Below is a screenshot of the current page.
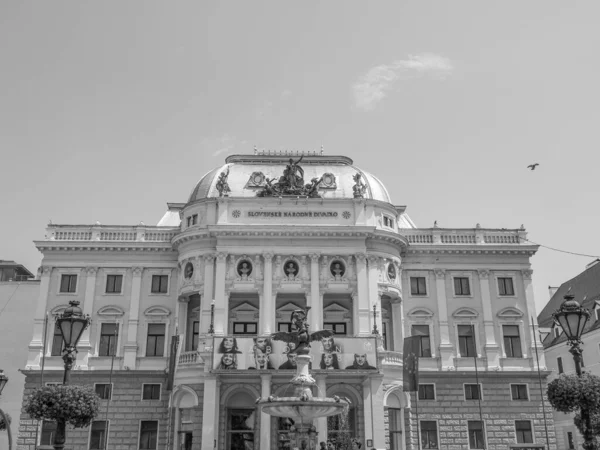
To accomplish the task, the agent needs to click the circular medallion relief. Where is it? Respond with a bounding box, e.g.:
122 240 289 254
237 260 253 278
283 260 300 279
232 210 241 218
387 263 396 281
330 260 346 278
253 173 264 185
321 173 335 187
184 262 194 279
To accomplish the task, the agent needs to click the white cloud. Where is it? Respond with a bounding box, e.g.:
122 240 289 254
353 53 453 111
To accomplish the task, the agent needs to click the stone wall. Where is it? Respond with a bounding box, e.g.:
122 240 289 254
403 372 557 450
17 370 171 450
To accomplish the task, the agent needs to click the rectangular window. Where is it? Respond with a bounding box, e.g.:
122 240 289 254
568 431 575 449
515 420 533 443
142 384 161 400
324 322 347 335
146 324 166 357
420 421 438 449
388 408 403 450
410 277 427 295
454 277 471 295
468 421 485 449
498 277 515 296
99 323 118 357
186 217 191 227
278 322 293 333
503 325 523 358
151 275 168 294
95 384 112 400
383 216 394 228
557 356 564 374
40 420 57 445
418 384 435 400
511 384 528 400
233 322 258 335
458 325 476 357
139 421 158 450
191 321 199 351
105 274 123 293
89 420 108 449
412 325 432 357
192 214 198 225
59 274 77 293
464 384 482 400
51 326 64 356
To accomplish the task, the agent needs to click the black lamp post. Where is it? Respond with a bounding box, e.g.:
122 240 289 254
372 303 379 335
208 300 215 335
53 300 91 450
0 369 13 450
552 294 595 450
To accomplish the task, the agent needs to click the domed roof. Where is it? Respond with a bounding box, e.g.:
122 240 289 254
187 154 392 204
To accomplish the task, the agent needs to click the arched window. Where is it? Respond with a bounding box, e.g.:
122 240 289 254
385 391 404 450
225 391 257 450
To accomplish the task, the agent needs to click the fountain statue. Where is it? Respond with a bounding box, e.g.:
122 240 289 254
257 307 350 450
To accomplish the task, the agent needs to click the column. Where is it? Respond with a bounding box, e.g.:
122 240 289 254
366 256 381 337
124 266 143 368
260 374 272 449
316 375 328 444
478 269 500 368
27 266 52 368
201 376 220 450
522 269 544 366
177 297 189 348
201 254 215 334
368 375 386 449
391 300 403 352
434 269 454 369
213 252 228 336
309 254 322 330
362 378 374 442
261 252 275 335
78 266 98 368
354 253 370 336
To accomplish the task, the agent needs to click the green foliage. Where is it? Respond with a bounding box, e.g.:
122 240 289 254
24 385 100 428
0 411 11 431
547 372 600 413
574 410 600 442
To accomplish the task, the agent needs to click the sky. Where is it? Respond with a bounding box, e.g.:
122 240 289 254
1 1 599 315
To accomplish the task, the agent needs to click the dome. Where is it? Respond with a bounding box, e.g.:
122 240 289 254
187 154 392 204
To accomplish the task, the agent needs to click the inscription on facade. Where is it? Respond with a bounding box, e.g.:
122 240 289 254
247 211 340 218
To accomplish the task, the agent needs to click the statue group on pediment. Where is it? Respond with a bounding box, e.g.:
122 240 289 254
256 156 324 198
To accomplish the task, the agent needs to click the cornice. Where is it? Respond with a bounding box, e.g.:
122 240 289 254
34 241 176 253
406 246 537 257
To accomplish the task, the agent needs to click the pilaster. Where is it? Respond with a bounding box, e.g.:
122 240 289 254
27 265 52 368
214 252 228 336
522 269 544 365
366 255 381 337
201 376 220 450
201 254 215 334
261 252 275 335
434 269 454 368
309 253 322 330
354 253 370 336
391 300 404 352
315 374 328 444
369 375 386 449
78 266 98 369
123 266 143 368
260 374 272 449
478 269 500 369
178 297 189 347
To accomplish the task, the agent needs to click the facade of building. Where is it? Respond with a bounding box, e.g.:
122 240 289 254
0 263 39 448
17 152 556 450
538 259 600 450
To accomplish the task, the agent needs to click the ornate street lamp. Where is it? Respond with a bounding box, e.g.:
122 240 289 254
208 299 215 335
0 369 14 450
372 303 379 335
552 294 595 450
53 300 91 450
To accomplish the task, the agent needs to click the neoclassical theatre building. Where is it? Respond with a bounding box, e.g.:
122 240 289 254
18 152 556 450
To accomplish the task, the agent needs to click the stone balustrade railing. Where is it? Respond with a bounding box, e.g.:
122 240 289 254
403 228 526 245
46 225 179 242
380 350 403 366
178 351 200 365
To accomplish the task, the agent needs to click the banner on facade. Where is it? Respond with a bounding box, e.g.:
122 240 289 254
212 336 378 371
166 335 181 391
402 336 420 392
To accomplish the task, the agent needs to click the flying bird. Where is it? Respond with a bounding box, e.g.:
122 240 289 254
527 163 539 171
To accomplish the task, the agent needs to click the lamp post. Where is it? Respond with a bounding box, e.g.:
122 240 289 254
552 294 595 450
372 303 379 335
0 369 13 450
208 300 215 335
54 300 91 450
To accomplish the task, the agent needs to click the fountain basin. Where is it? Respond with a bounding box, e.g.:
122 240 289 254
259 397 348 420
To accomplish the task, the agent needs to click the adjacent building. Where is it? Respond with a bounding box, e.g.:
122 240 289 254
17 152 556 449
538 259 600 450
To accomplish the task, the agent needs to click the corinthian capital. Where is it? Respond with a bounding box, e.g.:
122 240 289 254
86 266 98 275
132 266 144 276
477 269 490 279
216 252 228 262
203 253 215 263
434 269 446 279
354 253 367 262
521 269 533 280
262 252 274 261
309 253 321 263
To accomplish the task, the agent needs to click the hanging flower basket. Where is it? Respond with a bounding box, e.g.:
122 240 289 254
24 385 100 428
548 372 600 413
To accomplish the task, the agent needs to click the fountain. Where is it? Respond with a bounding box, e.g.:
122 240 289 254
256 307 349 450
